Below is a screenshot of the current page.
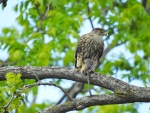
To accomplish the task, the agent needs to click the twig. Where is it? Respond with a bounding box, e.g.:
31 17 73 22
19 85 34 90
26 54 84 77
87 1 94 29
30 96 37 107
35 0 53 32
49 81 73 101
0 58 9 67
24 81 73 101
98 41 125 65
3 93 15 113
57 82 84 105
45 0 53 17
0 58 16 67
35 3 41 17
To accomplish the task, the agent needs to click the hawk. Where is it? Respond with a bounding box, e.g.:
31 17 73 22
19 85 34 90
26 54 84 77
75 28 108 73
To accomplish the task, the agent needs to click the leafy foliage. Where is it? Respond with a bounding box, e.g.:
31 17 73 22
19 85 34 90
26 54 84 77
0 72 28 113
0 0 150 112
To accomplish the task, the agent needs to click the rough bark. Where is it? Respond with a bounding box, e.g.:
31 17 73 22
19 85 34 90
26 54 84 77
0 66 150 113
39 94 150 113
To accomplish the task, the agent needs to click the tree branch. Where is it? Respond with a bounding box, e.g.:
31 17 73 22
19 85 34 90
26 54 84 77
0 66 148 91
87 1 94 29
142 0 147 9
0 0 7 7
44 0 53 17
98 41 124 66
25 81 73 101
0 58 9 67
39 93 150 113
57 82 84 104
0 66 119 91
35 0 52 32
1 66 150 112
2 93 15 113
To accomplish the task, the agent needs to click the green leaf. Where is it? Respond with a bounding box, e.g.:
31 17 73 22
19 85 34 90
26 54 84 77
5 72 22 87
21 87 30 94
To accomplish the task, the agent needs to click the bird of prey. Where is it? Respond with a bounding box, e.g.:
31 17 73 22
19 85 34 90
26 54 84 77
75 28 108 73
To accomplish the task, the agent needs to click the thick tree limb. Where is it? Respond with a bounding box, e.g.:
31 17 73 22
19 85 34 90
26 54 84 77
0 66 150 113
0 66 149 91
39 93 150 113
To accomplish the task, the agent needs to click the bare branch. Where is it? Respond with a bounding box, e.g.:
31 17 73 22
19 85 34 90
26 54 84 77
98 41 125 65
39 93 150 113
48 81 73 101
87 1 94 29
35 0 53 32
24 81 73 101
0 58 16 67
0 58 9 67
30 96 37 107
57 82 84 104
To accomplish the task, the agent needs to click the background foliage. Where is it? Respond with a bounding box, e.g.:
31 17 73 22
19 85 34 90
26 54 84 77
0 0 150 112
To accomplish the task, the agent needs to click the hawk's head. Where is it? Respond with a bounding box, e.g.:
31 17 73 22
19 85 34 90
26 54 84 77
92 28 108 37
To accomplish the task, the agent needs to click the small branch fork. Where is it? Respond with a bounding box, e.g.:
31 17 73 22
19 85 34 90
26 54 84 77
1 93 15 113
30 71 73 101
35 0 53 33
45 0 53 17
